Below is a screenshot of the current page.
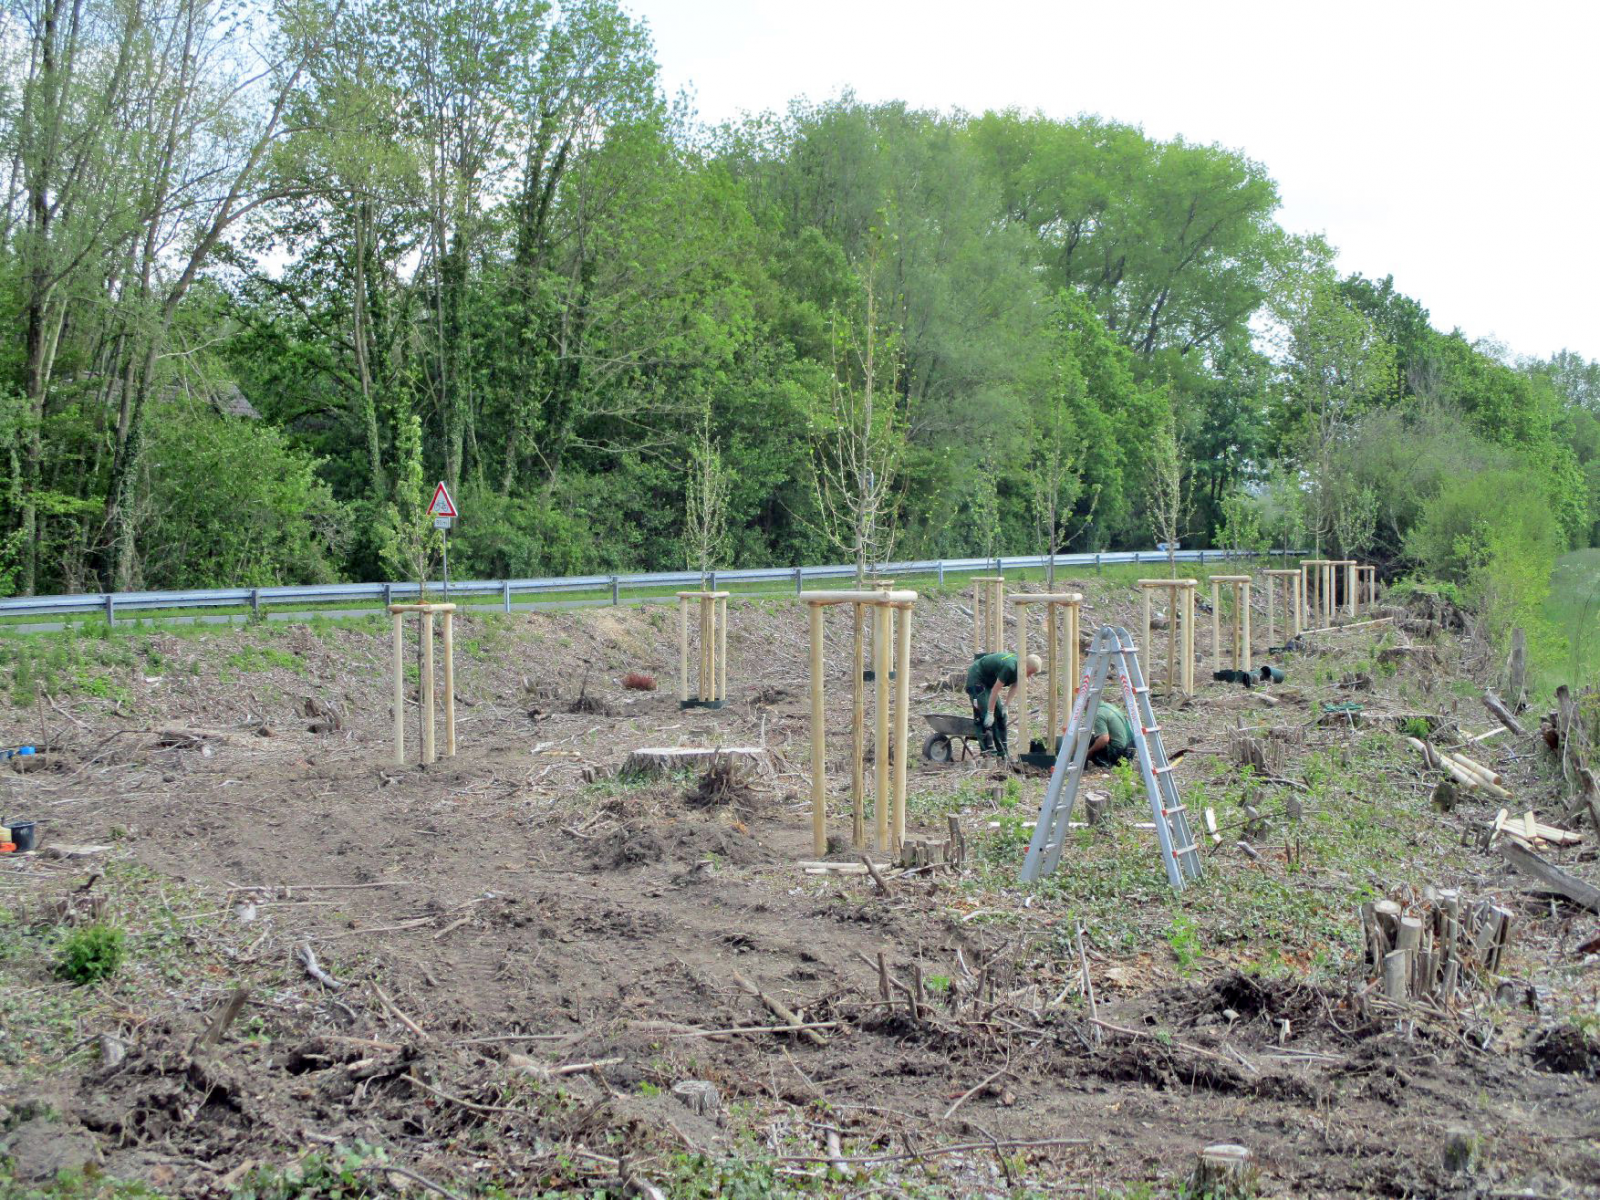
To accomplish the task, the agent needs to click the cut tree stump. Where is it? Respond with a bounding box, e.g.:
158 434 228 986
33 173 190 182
1190 1145 1259 1199
671 1080 721 1118
623 747 769 778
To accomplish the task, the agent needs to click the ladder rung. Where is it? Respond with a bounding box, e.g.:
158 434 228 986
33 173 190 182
1153 765 1175 775
1163 805 1187 816
1169 842 1198 856
1142 725 1161 734
1132 686 1150 695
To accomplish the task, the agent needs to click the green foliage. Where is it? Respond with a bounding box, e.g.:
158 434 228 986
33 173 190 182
54 924 125 986
0 1164 167 1200
138 402 345 589
230 1146 387 1200
1406 467 1563 666
1399 716 1432 740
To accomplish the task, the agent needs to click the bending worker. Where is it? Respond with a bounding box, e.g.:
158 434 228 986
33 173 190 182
1086 703 1137 767
965 651 1042 756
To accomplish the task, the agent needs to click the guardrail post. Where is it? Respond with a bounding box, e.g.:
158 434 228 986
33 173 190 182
708 570 717 593
937 560 945 587
502 580 512 613
250 588 261 619
1095 553 1102 574
104 594 114 626
794 567 803 596
383 583 392 609
1199 550 1206 566
611 576 620 606
1134 552 1141 565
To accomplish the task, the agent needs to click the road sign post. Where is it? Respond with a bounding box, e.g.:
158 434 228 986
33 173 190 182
428 483 458 602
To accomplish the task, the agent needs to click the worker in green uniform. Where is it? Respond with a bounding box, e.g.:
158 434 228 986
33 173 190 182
1087 704 1137 767
965 652 1042 757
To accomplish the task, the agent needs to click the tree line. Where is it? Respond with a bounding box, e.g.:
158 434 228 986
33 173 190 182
2 0 1597 664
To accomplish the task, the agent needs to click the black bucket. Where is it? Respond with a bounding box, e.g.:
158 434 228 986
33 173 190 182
8 820 35 852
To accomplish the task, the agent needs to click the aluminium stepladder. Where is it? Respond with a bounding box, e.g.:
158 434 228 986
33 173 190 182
1019 625 1203 891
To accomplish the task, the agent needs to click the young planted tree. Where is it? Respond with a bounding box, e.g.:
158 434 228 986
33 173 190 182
379 409 442 592
1028 319 1103 585
1147 399 1189 578
809 239 908 584
684 409 730 587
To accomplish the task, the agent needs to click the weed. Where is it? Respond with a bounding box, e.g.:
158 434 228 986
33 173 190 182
924 974 951 993
54 924 126 986
0 1164 166 1200
1166 915 1200 972
1110 759 1138 807
1399 716 1431 740
231 1145 390 1200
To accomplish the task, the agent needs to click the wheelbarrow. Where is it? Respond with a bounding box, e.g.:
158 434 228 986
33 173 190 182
921 712 986 762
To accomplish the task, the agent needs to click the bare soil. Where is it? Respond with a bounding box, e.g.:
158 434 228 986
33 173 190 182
1 580 1596 1198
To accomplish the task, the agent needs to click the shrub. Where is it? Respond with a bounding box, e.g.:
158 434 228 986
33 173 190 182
55 924 125 985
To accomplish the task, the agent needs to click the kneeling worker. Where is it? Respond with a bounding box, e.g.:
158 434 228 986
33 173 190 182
1087 703 1137 767
965 651 1042 757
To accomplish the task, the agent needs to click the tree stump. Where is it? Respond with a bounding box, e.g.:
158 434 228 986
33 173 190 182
671 1080 721 1119
1431 779 1458 812
1190 1144 1258 1199
1441 1126 1479 1174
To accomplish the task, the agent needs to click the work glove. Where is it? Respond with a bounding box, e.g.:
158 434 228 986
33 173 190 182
983 711 995 729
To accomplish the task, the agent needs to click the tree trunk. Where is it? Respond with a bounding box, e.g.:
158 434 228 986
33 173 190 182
352 199 384 500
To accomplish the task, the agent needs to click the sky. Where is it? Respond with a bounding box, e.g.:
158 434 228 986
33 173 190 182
629 0 1598 364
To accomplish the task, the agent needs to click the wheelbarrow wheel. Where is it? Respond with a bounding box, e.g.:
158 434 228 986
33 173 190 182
922 733 953 763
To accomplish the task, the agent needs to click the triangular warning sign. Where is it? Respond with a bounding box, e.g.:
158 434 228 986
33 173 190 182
427 481 457 518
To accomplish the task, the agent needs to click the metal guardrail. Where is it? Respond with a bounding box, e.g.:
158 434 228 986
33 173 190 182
0 549 1303 622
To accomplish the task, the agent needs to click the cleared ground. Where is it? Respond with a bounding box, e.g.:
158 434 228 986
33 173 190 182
0 572 1596 1199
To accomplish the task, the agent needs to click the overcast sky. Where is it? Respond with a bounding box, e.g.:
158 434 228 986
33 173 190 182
630 0 1597 364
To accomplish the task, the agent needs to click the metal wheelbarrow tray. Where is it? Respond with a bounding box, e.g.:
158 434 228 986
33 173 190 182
921 712 984 762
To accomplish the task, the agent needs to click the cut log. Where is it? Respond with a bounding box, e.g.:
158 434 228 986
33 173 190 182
1443 751 1502 787
1499 843 1600 913
1482 691 1525 737
1406 736 1441 770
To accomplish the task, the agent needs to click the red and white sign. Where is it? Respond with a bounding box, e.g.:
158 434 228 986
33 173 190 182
427 481 458 518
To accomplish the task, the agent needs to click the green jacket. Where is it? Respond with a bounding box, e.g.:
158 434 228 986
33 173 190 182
1093 705 1134 751
966 652 1019 692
